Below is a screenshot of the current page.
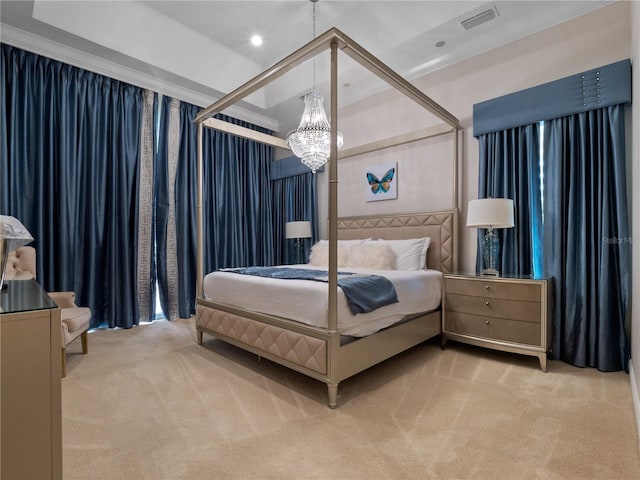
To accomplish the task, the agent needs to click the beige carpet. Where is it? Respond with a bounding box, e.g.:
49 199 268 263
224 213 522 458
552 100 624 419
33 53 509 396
61 318 640 480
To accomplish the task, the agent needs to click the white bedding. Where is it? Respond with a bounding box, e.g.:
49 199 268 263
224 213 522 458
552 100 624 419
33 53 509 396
202 265 442 337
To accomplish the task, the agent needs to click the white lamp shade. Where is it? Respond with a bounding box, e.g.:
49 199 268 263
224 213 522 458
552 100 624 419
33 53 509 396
0 215 34 252
285 221 312 239
466 198 515 229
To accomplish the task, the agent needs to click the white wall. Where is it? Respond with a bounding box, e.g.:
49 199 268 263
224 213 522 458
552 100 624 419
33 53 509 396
318 1 630 274
630 0 640 452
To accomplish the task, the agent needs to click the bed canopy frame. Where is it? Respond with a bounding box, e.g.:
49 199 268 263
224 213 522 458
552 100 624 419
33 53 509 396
194 28 462 406
194 26 461 299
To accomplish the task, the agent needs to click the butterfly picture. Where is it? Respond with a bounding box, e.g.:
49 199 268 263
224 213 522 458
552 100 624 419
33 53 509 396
365 163 398 202
367 168 395 194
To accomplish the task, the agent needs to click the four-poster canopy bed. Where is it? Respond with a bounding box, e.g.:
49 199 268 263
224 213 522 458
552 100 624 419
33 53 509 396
193 27 462 407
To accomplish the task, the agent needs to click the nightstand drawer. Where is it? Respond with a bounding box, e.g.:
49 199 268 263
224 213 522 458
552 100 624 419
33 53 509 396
446 293 541 323
445 312 541 346
444 277 541 302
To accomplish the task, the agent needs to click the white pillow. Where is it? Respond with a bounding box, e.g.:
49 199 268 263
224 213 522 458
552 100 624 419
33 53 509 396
308 242 349 267
345 244 396 270
366 237 430 270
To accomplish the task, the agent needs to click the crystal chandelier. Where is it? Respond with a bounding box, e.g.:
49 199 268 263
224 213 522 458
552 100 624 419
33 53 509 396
286 0 343 173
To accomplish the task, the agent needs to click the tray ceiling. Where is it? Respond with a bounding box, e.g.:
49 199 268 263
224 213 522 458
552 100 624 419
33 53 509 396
0 0 612 132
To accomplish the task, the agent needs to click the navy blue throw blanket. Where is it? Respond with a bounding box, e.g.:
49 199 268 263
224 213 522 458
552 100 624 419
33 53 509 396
226 267 398 315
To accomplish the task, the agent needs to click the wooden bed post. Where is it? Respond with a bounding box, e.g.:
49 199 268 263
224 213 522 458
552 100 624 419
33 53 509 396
196 122 204 298
453 128 459 211
328 39 339 334
453 127 460 272
327 39 340 408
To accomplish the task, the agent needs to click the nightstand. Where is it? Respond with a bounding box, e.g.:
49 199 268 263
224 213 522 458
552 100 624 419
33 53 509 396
442 273 552 371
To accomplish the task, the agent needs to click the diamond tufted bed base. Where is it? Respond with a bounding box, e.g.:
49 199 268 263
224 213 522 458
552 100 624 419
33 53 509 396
196 300 441 407
195 210 457 408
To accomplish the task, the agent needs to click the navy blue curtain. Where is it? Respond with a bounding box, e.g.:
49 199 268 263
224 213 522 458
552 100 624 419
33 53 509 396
542 105 630 372
0 44 143 328
271 172 318 265
175 102 198 319
476 124 542 276
175 103 275 318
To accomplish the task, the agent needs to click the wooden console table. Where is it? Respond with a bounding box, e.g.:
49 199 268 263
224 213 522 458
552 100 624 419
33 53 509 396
1 279 62 480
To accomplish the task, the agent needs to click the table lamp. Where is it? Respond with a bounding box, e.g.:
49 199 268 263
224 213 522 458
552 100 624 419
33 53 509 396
0 215 35 290
285 221 311 265
466 198 514 276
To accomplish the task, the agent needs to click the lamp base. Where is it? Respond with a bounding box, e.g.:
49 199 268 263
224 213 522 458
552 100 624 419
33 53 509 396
295 239 304 265
481 228 500 276
0 238 8 292
480 268 499 276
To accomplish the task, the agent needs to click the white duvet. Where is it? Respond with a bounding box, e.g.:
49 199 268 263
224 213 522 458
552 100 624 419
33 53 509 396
202 265 442 337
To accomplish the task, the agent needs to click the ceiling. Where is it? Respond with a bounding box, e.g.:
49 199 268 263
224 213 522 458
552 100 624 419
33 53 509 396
1 0 612 132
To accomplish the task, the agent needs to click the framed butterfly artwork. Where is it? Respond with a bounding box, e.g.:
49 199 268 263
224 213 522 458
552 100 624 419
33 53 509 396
365 162 397 202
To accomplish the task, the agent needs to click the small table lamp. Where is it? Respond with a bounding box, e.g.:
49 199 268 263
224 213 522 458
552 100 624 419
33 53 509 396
466 198 514 276
285 221 311 265
0 215 35 290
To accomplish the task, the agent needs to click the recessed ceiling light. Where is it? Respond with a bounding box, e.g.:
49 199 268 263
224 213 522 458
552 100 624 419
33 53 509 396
435 40 446 48
251 35 263 47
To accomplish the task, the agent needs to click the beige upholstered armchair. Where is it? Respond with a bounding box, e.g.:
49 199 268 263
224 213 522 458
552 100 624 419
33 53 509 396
3 245 36 280
47 291 90 376
5 246 91 376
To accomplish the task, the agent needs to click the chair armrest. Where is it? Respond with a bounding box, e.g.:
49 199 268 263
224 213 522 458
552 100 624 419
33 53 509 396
47 291 78 308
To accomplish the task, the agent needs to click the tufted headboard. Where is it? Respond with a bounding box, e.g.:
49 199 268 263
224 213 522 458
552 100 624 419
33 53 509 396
336 210 458 273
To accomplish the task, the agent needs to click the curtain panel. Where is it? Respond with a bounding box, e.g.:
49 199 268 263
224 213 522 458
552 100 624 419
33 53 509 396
154 95 181 320
136 90 156 322
175 103 275 318
473 60 631 372
0 44 143 328
174 102 199 319
476 125 542 276
271 170 319 265
542 106 630 372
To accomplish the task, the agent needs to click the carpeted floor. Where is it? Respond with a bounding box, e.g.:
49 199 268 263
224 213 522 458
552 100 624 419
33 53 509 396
61 318 640 480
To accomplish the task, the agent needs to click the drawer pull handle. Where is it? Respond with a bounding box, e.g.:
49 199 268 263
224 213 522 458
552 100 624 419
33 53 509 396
485 285 490 289
485 320 490 325
485 301 490 306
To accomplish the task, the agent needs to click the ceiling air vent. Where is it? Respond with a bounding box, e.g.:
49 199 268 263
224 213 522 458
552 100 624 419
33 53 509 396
461 6 499 30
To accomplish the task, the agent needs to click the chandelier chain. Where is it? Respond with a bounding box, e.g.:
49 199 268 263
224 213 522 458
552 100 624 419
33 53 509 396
312 0 316 39
312 0 317 89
